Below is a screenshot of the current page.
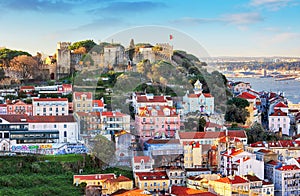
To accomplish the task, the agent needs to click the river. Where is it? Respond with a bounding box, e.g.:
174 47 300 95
228 77 300 103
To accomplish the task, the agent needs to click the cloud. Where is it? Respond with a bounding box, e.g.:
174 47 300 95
0 0 83 13
171 12 263 26
89 1 166 15
249 0 296 11
75 17 126 30
269 32 300 44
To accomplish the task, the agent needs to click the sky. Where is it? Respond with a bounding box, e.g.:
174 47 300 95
0 0 300 57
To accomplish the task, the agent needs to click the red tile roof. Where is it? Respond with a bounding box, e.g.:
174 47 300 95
20 86 35 90
257 149 273 154
135 171 169 181
274 102 288 108
237 92 257 100
235 156 251 163
105 175 132 183
187 94 200 98
0 114 76 123
267 160 279 166
244 174 262 182
170 185 216 196
222 148 244 157
203 93 213 98
74 92 92 99
250 141 265 147
179 130 247 140
215 175 249 184
136 95 167 103
101 111 126 117
92 100 104 107
277 165 300 171
133 156 151 163
270 109 287 116
33 98 68 102
74 173 115 181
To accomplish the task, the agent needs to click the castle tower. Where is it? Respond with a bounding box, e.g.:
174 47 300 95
193 80 203 94
56 42 71 79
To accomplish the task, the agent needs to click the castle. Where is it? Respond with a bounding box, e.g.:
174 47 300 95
46 41 174 80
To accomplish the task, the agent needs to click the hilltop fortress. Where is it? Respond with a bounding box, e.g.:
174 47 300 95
46 41 173 79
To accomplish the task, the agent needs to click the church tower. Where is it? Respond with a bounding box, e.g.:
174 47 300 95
193 80 203 94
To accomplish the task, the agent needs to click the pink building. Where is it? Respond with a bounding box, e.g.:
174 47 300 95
6 100 33 116
135 105 180 141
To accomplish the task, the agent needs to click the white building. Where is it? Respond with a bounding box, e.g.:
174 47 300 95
274 165 300 196
234 156 265 180
0 114 78 150
220 148 257 177
269 109 290 136
32 98 69 116
182 80 214 115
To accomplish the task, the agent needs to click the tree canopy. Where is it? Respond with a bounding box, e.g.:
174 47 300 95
68 40 97 52
0 48 31 66
225 97 250 124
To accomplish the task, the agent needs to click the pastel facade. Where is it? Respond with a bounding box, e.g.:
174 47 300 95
135 106 180 141
73 92 93 112
208 175 250 196
274 165 300 196
183 142 202 168
269 109 290 136
131 93 173 114
134 171 170 192
32 98 68 116
182 80 214 115
6 100 33 116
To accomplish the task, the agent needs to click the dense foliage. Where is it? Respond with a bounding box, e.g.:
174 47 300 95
0 154 133 196
225 97 250 124
68 40 97 52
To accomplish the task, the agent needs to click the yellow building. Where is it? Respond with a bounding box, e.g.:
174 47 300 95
208 175 249 196
73 173 115 186
134 171 170 192
237 92 259 126
73 173 133 195
102 175 133 195
73 92 93 112
183 141 202 168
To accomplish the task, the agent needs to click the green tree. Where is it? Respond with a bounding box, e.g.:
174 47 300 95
246 122 266 144
227 97 250 108
0 48 31 67
198 117 206 132
68 40 97 52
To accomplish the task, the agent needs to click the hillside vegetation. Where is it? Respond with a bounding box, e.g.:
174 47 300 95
0 154 132 196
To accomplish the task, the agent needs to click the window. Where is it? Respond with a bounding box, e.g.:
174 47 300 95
50 108 52 111
64 131 67 137
144 182 147 187
56 108 58 112
43 108 46 112
0 133 2 138
143 118 146 122
54 124 57 128
77 104 80 107
62 108 65 111
4 132 9 138
64 124 67 128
